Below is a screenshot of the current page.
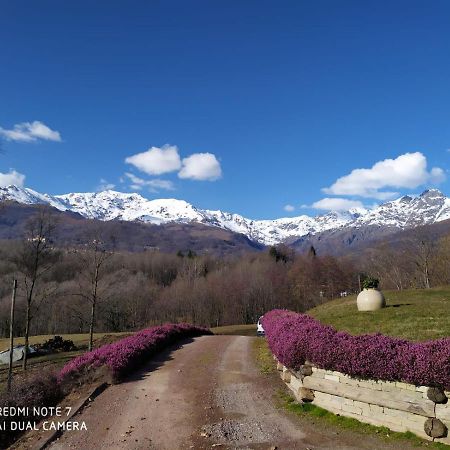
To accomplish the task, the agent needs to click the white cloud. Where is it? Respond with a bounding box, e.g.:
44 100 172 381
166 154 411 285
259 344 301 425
284 204 295 212
97 179 116 191
311 198 364 211
124 172 175 192
125 145 181 175
178 152 222 181
125 145 222 182
323 152 446 199
124 172 143 187
0 121 61 142
0 169 26 187
147 179 175 192
430 167 446 183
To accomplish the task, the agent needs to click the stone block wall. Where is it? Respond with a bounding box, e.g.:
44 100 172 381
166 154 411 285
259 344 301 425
276 360 450 445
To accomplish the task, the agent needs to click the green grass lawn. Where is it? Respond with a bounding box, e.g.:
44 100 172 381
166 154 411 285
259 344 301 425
308 287 450 341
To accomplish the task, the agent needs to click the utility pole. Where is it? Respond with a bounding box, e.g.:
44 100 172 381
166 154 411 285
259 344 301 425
7 279 17 391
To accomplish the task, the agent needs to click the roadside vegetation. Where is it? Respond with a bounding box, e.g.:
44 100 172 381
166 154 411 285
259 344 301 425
59 323 209 383
252 337 276 374
0 333 127 392
263 309 450 391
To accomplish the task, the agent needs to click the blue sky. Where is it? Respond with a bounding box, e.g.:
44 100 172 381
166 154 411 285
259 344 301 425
0 0 449 219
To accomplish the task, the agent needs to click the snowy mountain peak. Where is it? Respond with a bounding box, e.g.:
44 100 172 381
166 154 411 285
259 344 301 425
397 195 413 203
0 185 67 210
1 185 449 246
55 191 205 223
420 188 444 196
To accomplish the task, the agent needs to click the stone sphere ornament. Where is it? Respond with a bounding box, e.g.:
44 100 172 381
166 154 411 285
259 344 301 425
357 277 385 311
357 288 386 311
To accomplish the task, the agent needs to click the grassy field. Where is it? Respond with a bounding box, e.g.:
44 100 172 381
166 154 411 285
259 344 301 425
0 332 129 352
308 287 450 341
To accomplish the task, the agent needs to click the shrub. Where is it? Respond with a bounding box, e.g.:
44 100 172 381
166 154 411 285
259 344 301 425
362 276 379 289
262 310 450 390
34 335 77 352
58 323 211 383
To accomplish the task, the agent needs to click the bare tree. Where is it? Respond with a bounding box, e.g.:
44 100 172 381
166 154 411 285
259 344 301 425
74 229 115 351
435 235 450 285
14 206 59 370
408 229 437 289
365 243 412 290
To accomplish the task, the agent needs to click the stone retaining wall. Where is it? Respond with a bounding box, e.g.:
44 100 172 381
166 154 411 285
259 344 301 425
275 359 450 445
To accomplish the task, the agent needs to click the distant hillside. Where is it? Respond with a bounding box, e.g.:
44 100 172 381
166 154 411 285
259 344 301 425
292 218 450 256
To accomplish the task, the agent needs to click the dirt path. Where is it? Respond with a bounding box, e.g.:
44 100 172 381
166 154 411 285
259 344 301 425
48 335 420 449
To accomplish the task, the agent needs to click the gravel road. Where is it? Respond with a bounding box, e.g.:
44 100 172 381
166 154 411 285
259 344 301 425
48 335 420 449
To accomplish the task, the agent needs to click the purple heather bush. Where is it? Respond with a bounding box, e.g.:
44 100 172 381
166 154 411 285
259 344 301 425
262 310 450 390
59 323 211 383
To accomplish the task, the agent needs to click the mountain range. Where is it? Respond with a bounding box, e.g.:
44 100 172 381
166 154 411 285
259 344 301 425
0 185 449 247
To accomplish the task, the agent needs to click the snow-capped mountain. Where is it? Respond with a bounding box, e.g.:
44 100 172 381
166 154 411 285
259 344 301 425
354 189 450 228
0 185 449 246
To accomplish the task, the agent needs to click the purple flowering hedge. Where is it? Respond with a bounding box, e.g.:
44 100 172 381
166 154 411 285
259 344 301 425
262 310 450 390
59 323 211 383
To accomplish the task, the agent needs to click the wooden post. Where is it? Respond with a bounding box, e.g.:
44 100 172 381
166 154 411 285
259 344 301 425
7 279 17 391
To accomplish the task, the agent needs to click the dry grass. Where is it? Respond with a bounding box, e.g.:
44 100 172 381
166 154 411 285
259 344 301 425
0 332 129 352
308 287 450 341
